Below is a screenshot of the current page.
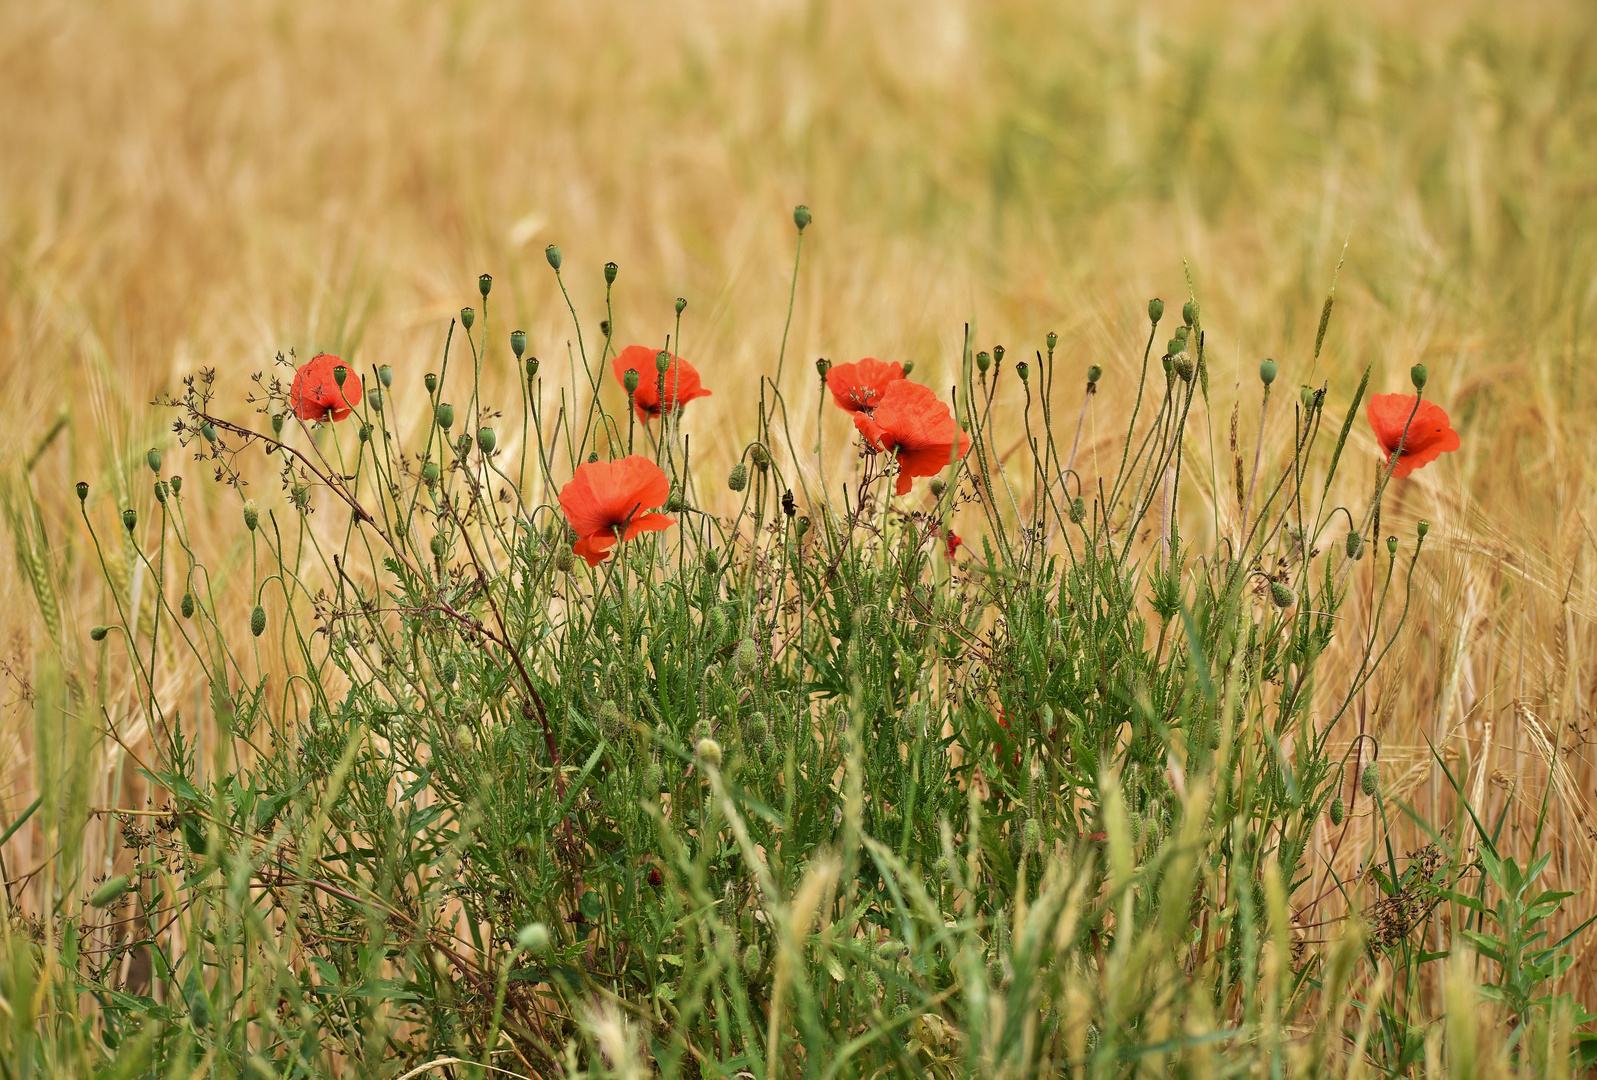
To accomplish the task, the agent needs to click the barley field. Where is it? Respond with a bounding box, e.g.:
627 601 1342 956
2 0 1596 1075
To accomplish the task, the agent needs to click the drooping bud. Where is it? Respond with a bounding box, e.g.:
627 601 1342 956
1016 361 1029 384
675 296 687 316
76 480 88 503
510 330 526 358
1070 496 1086 523
478 273 493 297
727 463 748 492
477 427 496 454
743 943 762 976
169 475 182 495
1269 580 1295 608
545 244 562 271
243 500 259 531
122 508 137 533
90 625 109 642
1148 298 1165 324
89 874 131 909
367 388 383 412
1345 530 1361 559
976 351 990 374
201 422 218 444
439 656 457 686
624 368 640 394
460 307 474 331
655 350 671 374
517 922 550 954
1360 762 1380 797
748 711 769 742
1173 355 1193 381
793 205 811 232
251 605 267 637
181 593 195 619
333 364 348 387
1328 797 1345 826
435 403 455 429
424 372 438 395
146 448 162 474
378 364 393 388
1410 364 1428 391
1259 359 1278 386
1183 300 1198 327
750 444 771 471
1046 331 1058 353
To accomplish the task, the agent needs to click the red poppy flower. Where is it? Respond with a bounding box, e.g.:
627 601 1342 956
612 345 711 422
942 528 963 559
826 357 903 415
558 455 675 566
853 381 971 496
289 353 362 422
1366 394 1460 478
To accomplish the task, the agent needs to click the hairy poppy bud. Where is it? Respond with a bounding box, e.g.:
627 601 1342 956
796 515 811 537
587 451 598 463
517 922 550 954
1361 762 1380 796
597 699 620 732
1087 365 1103 388
333 364 348 387
169 475 182 495
1148 298 1165 324
1345 530 1361 558
816 357 830 380
90 625 109 642
366 388 383 412
526 357 540 380
1016 361 1029 383
1417 520 1430 540
748 711 769 742
702 548 720 576
1046 331 1058 353
1259 359 1278 386
153 481 168 504
555 547 575 573
976 351 990 374
675 296 687 316
1173 355 1193 381
424 372 438 395
460 307 474 331
243 500 259 531
727 463 748 492
478 273 493 297
201 422 217 444
439 657 457 686
793 205 811 231
90 874 131 909
146 448 162 474
477 427 496 454
696 737 722 767
251 605 266 637
665 488 686 513
430 534 447 558
181 592 195 619
901 360 915 376
76 480 88 502
1183 300 1198 327
1070 496 1086 523
509 330 527 360
1387 535 1398 557
654 350 671 374
929 478 946 497
934 855 951 878
624 368 640 394
1328 797 1345 826
1023 818 1041 849
377 364 393 388
735 638 758 674
122 508 137 533
422 461 441 483
435 403 454 429
781 489 796 517
545 244 562 271
1410 364 1427 391
750 445 771 471
1269 580 1295 608
743 943 761 975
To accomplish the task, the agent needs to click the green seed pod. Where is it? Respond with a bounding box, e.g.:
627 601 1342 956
735 638 758 674
793 204 811 231
545 244 562 270
1046 331 1058 352
1410 364 1428 391
122 508 137 533
243 500 259 531
993 344 1006 366
624 368 640 394
90 625 109 642
1417 520 1430 540
815 357 831 380
76 480 89 502
901 360 915 376
742 943 761 976
518 922 550 954
378 364 393 388
655 350 671 374
1148 298 1165 324
696 738 722 767
251 605 266 637
201 422 217 443
153 480 168 504
271 414 285 435
510 330 527 358
1386 535 1398 557
1345 530 1361 558
1087 365 1103 388
1259 359 1278 386
89 875 131 909
796 515 811 537
727 463 748 492
478 273 493 297
1269 581 1295 609
1183 300 1198 327
555 547 575 573
526 357 540 380
424 372 438 395
477 427 496 454
421 461 441 483
333 364 348 387
366 388 383 412
675 296 687 316
181 592 195 619
146 448 162 474
435 402 454 429
976 351 990 374
359 422 372 443
1328 797 1345 826
1361 762 1380 797
169 475 182 495
430 534 447 558
1016 361 1029 383
1070 496 1086 523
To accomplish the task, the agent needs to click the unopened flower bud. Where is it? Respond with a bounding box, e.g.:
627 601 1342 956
1361 762 1380 797
76 480 88 502
793 205 811 231
545 244 562 271
929 478 946 498
743 943 761 975
1023 818 1041 848
1173 355 1193 381
1087 365 1103 388
517 922 550 954
1148 298 1165 324
1183 300 1198 327
201 422 218 444
90 625 109 642
665 488 686 513
735 638 758 674
1410 364 1427 391
696 738 722 767
378 364 393 387
624 369 640 394
1328 797 1345 826
750 444 771 471
1016 361 1029 383
1269 580 1295 608
460 307 474 331
435 403 454 429
675 296 687 316
146 448 162 474
1345 531 1361 558
727 463 748 492
526 357 540 380
1167 338 1185 357
976 351 990 374
243 500 259 531
655 350 671 374
748 711 769 742
424 372 438 395
251 605 267 637
430 534 446 558
181 593 195 619
1259 359 1278 386
555 547 575 573
1070 496 1086 523
122 508 137 533
333 364 348 387
1046 331 1058 352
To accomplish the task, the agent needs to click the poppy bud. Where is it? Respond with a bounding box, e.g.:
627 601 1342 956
251 605 267 637
934 855 951 878
454 724 473 749
1070 496 1086 523
545 244 562 271
929 478 946 497
1167 339 1184 357
781 489 796 517
702 549 720 576
89 874 131 909
1410 364 1427 391
1345 530 1361 558
1016 361 1029 384
655 350 671 374
201 422 218 444
507 330 527 361
1046 331 1058 353
90 625 109 642
793 205 811 232
645 760 664 793
555 548 575 573
424 373 438 395
439 657 457 686
181 592 195 619
517 922 550 954
599 320 611 338
243 500 259 531
675 296 687 316
147 448 162 474
1148 298 1165 324
1360 762 1380 796
76 480 88 502
727 463 748 492
624 369 640 394
271 414 285 435
750 445 771 471
435 403 454 429
1173 356 1193 381
665 488 686 513
169 475 182 495
1417 520 1430 540
333 365 348 387
748 711 769 742
1269 581 1295 608
696 737 723 767
122 508 137 533
901 360 914 376
526 357 540 380
1328 797 1345 826
366 388 383 412
1087 365 1103 388
430 534 446 558
742 944 761 975
735 638 758 674
1023 818 1041 849
1259 359 1278 386
378 365 393 388
588 451 598 462
153 481 168 504
422 461 441 482
1183 300 1198 327
479 273 493 297
976 351 990 374
460 308 474 331
796 515 811 537
815 357 830 380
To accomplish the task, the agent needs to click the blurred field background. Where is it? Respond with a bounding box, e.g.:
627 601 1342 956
3 0 1597 1003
